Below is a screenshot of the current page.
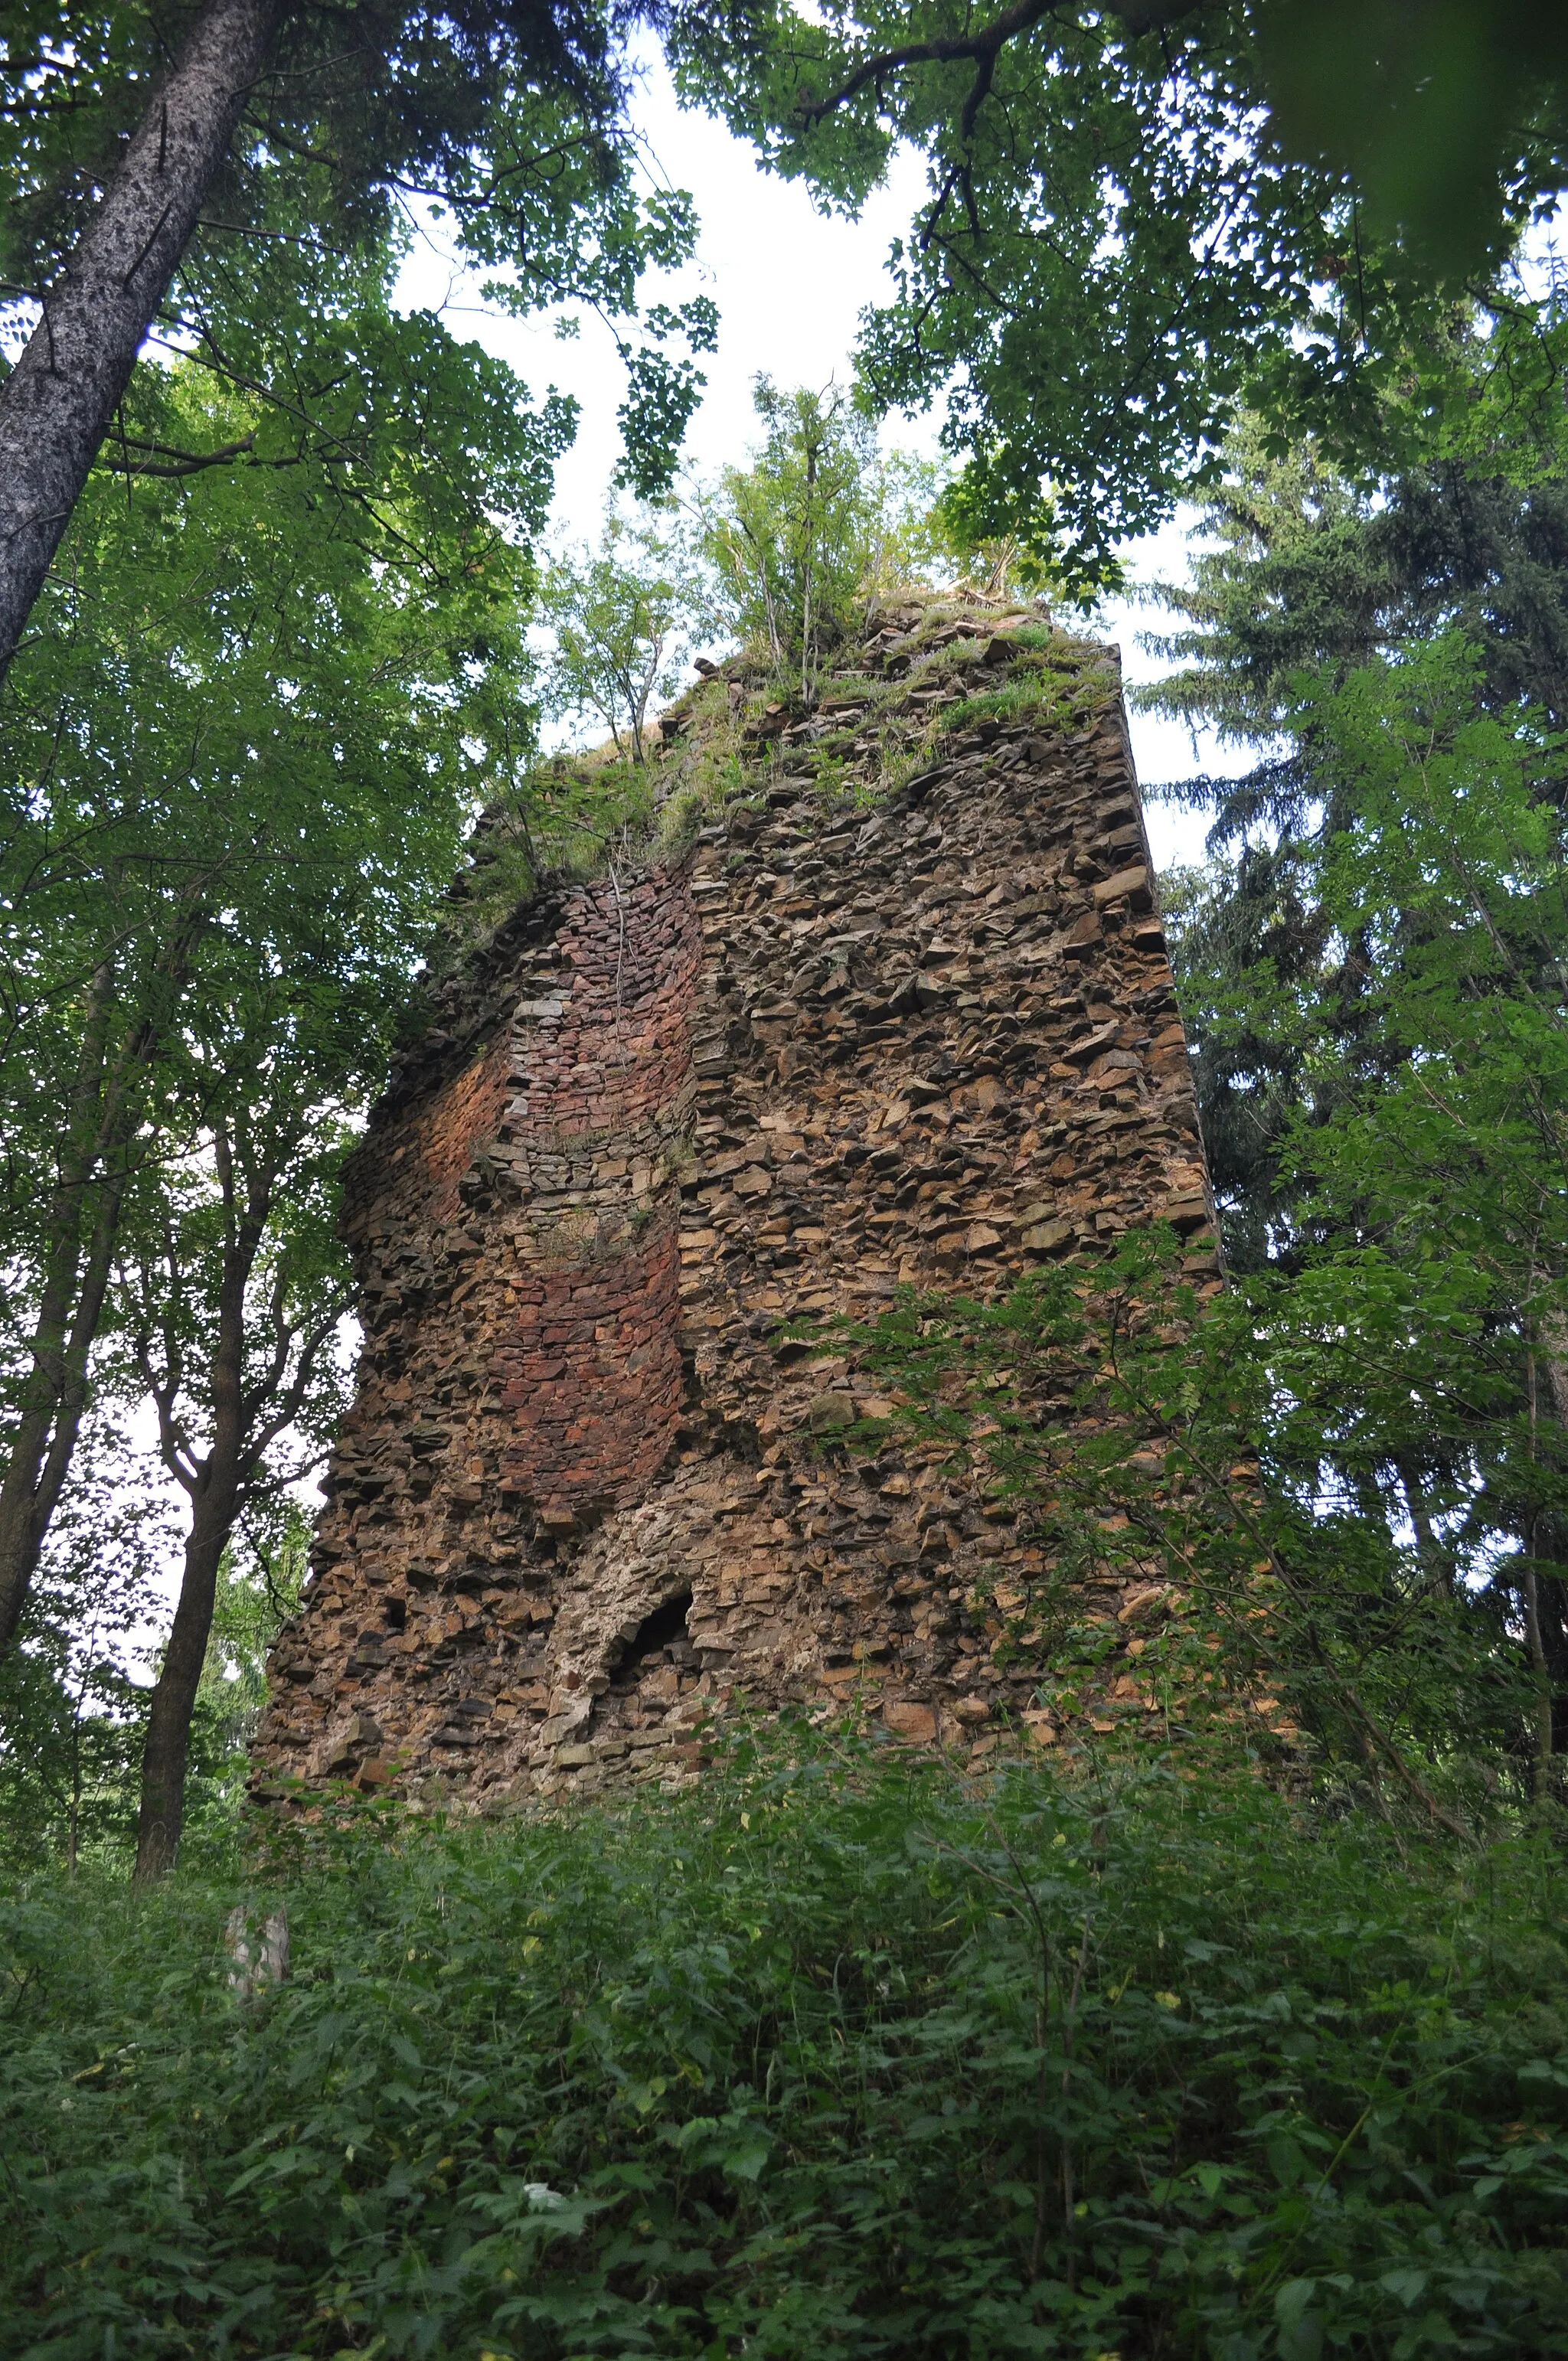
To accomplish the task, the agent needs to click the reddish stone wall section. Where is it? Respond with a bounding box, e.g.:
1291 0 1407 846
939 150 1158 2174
495 1207 684 1517
253 620 1222 1803
365 1034 514 1236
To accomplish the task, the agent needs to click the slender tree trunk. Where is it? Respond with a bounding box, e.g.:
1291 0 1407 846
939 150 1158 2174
0 910 207 1654
0 1174 129 1651
133 1128 267 1883
1520 1556 1555 1791
1522 1325 1563 1793
0 966 136 1652
133 1474 241 1882
68 1700 82 1877
1531 1314 1568 1765
134 1265 250 1884
1396 1458 1451 1596
1536 1574 1568 1760
0 0 283 681
1537 1311 1568 1435
799 423 822 702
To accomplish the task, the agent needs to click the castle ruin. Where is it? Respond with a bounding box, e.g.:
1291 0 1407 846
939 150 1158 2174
253 605 1219 1806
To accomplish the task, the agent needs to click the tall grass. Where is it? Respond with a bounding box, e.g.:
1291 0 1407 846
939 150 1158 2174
3 1740 1565 2358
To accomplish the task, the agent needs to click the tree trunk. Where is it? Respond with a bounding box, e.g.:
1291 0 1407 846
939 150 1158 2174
1396 1458 1451 1596
132 1474 240 1883
0 0 283 682
1536 1573 1568 1761
1535 1318 1568 1764
132 1125 268 1883
0 913 207 1654
0 1174 127 1651
0 962 138 1654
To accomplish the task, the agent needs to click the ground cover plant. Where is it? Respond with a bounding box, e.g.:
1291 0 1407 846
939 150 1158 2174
2 1742 1565 2359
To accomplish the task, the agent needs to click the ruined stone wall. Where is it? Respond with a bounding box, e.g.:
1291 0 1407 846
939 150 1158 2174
254 611 1220 1805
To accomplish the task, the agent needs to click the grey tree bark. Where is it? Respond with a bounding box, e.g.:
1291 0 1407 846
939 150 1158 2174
0 0 283 683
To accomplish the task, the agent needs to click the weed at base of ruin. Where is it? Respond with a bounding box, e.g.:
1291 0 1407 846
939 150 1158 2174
2 1744 1564 2359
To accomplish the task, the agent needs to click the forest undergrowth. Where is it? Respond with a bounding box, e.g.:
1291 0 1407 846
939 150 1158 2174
9 18 1568 2356
2 1738 1566 2361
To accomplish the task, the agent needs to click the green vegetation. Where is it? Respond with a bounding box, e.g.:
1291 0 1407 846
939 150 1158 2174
694 380 948 694
7 1 1568 664
6 11 1568 2346
805 1229 1534 1828
541 521 696 767
1129 421 1568 1787
3 1748 1565 2359
0 1507 305 1876
936 651 1097 741
0 249 545 1870
682 4 1568 593
456 395 1002 909
700 380 879 691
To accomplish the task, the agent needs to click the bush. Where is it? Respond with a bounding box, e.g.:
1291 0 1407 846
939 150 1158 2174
2 1744 1565 2358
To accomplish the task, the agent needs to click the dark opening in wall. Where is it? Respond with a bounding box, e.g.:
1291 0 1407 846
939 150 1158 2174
589 1588 697 1743
618 1589 694 1674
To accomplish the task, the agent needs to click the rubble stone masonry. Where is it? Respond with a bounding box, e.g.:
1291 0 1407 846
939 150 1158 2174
254 606 1220 1805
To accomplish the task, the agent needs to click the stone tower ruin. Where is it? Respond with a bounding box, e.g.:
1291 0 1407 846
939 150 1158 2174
253 604 1220 1807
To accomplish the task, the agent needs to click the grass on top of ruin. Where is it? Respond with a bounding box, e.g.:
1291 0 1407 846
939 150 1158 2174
423 596 1120 992
2 1735 1566 2360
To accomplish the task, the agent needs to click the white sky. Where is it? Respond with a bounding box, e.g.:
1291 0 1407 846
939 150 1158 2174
396 47 1239 873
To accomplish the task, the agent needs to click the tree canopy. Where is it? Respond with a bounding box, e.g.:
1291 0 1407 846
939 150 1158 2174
680 0 1568 589
0 214 540 1844
8 0 1568 653
0 0 724 671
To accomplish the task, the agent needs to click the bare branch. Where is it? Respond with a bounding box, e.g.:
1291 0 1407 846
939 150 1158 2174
90 429 310 478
